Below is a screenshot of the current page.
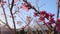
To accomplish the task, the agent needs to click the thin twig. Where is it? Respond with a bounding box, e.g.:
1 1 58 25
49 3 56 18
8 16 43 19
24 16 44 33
8 0 10 9
1 5 13 34
36 0 40 11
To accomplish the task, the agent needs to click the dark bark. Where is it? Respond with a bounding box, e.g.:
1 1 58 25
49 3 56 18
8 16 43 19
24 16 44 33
10 0 17 34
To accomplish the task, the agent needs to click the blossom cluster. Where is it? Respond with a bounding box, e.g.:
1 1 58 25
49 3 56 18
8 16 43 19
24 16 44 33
21 0 60 32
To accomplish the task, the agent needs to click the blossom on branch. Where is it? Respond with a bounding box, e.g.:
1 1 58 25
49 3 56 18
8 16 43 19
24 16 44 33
0 1 6 6
56 18 60 32
40 11 46 15
21 2 32 11
38 15 45 21
49 17 55 23
16 21 21 24
49 13 54 17
14 0 18 3
34 12 38 17
26 16 32 22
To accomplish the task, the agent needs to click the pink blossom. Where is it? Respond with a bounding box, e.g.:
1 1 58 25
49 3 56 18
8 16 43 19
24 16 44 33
21 3 29 11
0 1 6 6
39 11 49 19
33 12 38 17
40 11 46 15
49 17 55 23
39 16 45 21
47 22 51 27
56 18 60 32
45 13 49 19
16 21 20 24
21 3 31 12
49 13 54 17
14 0 18 3
56 24 60 31
57 18 60 22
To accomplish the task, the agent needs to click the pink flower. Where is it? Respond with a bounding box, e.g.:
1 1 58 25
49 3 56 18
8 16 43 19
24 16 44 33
47 22 51 26
57 18 60 22
0 1 6 6
39 11 49 19
49 17 55 23
39 16 45 21
45 13 49 18
40 11 46 15
21 3 31 11
49 13 54 17
16 21 20 24
34 11 46 16
56 18 60 32
14 0 18 3
33 12 38 17
56 24 60 32
56 26 60 32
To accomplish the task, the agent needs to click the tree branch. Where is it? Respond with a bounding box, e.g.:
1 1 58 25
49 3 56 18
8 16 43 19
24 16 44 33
23 0 40 14
10 0 17 34
1 5 14 34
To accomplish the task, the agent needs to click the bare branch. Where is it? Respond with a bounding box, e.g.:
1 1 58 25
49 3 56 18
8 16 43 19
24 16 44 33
0 19 6 24
1 5 13 34
10 0 16 34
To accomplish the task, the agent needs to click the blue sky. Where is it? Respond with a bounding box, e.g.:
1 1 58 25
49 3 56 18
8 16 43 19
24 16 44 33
0 0 57 29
